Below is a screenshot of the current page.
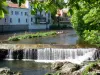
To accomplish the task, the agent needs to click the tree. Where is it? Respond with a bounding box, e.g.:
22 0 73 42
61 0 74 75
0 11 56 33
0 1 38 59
0 0 8 18
1 0 65 19
0 0 26 18
67 0 100 46
31 0 65 19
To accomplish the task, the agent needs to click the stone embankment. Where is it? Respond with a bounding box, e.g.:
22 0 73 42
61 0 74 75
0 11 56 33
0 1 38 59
49 61 100 75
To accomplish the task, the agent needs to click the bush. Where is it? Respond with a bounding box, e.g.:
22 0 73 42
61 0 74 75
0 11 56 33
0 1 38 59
83 30 100 46
82 62 97 75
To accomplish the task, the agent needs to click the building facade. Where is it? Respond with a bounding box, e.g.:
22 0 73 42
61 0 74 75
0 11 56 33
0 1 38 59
0 0 51 32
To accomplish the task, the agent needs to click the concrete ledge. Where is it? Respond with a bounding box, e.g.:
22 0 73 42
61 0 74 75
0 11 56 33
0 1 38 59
0 25 28 32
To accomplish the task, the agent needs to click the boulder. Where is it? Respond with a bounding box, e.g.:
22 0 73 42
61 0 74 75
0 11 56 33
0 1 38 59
51 62 63 70
60 62 81 75
51 62 81 75
72 71 81 75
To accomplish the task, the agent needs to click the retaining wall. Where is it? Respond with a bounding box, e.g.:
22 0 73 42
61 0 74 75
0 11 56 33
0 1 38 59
0 25 28 32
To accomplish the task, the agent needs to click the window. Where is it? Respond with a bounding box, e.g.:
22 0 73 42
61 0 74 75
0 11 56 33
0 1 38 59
26 19 28 23
45 12 46 16
48 13 50 18
11 11 13 15
21 12 23 15
10 18 12 23
5 18 6 22
25 12 27 16
31 18 33 22
15 11 19 15
18 18 20 23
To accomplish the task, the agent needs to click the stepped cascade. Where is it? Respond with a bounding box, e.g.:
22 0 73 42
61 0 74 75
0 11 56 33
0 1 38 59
4 48 99 64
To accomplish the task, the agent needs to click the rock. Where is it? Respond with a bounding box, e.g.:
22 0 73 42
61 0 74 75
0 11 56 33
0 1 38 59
59 62 81 75
0 67 22 75
51 62 63 70
0 67 10 72
0 49 8 60
51 62 81 75
72 71 81 75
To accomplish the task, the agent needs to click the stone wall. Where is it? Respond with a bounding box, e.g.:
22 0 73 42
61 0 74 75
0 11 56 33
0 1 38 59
0 25 28 32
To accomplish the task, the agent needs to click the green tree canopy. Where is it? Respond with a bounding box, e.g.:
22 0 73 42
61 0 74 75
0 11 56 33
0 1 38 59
31 0 65 19
0 0 26 18
67 0 100 46
0 0 8 18
1 0 65 19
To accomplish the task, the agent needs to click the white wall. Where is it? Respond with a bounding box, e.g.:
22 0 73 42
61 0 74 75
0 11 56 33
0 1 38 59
8 7 29 25
0 0 52 30
0 7 9 25
29 10 52 30
29 24 50 29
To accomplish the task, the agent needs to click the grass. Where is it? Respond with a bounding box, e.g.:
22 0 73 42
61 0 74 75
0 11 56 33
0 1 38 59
8 31 57 41
82 60 100 75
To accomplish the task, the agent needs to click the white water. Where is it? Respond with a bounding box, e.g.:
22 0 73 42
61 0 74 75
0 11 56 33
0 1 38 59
36 48 96 64
6 48 97 64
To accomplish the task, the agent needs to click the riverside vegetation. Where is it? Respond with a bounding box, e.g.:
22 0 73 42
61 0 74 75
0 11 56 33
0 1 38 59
45 60 100 75
8 31 57 41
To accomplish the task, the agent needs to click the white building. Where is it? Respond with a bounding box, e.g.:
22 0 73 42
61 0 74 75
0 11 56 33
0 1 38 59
0 0 51 32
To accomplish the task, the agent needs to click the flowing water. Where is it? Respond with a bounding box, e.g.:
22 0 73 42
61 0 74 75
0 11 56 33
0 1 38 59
0 30 98 75
0 48 99 75
5 48 97 64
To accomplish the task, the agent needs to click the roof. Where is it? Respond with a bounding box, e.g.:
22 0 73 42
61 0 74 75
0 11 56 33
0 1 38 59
8 1 27 8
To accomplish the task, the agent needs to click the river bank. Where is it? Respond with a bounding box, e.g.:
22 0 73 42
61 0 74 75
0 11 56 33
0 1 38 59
47 61 100 75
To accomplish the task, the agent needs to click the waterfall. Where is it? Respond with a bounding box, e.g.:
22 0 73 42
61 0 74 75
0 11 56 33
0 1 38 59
6 50 13 60
5 48 99 64
37 48 96 60
36 48 97 64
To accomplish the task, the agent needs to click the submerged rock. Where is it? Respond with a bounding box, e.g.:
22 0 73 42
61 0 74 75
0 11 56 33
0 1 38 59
60 62 81 75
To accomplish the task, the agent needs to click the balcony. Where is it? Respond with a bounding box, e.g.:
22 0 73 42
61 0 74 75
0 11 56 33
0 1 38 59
35 15 47 24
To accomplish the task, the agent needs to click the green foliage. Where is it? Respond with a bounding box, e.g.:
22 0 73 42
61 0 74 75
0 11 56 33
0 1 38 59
31 0 65 19
11 0 25 6
82 62 97 75
0 0 8 18
1 0 65 19
83 30 100 44
8 31 57 41
0 0 26 18
67 0 100 46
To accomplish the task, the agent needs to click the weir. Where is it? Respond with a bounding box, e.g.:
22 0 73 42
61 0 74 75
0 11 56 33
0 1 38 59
4 48 99 64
